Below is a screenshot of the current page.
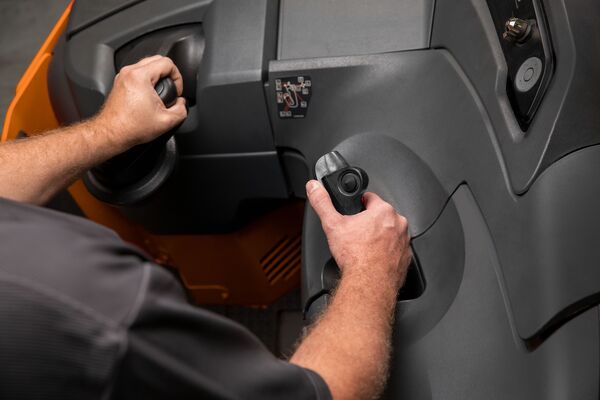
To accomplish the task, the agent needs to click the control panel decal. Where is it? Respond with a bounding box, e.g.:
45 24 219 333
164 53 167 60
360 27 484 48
276 76 312 119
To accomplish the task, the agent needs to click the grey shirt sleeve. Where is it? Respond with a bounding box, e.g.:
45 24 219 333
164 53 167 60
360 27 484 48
110 263 332 400
0 198 330 400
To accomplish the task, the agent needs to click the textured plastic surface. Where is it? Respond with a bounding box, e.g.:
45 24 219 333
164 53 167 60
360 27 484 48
277 0 434 59
280 150 310 199
67 0 144 37
115 152 289 234
47 37 79 125
382 187 599 399
506 146 600 338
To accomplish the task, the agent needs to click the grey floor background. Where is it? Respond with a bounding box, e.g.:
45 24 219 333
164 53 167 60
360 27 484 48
0 0 71 129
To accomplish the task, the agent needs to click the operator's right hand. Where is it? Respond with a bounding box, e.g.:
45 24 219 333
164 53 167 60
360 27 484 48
306 180 412 291
96 55 187 150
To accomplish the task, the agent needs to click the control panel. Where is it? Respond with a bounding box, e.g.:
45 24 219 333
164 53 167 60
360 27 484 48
486 0 554 130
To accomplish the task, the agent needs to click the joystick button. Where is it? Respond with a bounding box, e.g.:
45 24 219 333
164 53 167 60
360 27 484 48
340 173 359 194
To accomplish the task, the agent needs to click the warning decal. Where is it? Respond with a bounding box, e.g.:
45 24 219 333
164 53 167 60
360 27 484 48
275 76 312 119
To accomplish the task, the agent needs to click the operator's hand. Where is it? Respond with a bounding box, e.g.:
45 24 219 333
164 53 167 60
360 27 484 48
96 55 187 149
306 179 412 290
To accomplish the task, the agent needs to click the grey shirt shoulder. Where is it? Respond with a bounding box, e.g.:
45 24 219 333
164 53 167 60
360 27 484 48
0 199 331 400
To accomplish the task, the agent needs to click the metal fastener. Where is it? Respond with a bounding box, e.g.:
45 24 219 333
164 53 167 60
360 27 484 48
503 17 532 43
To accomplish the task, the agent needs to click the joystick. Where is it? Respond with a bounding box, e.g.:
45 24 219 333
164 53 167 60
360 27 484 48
309 150 425 314
315 151 369 215
154 77 178 107
85 76 182 205
306 151 370 319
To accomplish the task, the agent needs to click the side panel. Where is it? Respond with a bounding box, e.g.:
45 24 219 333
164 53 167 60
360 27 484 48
384 187 599 399
271 50 600 339
432 0 600 192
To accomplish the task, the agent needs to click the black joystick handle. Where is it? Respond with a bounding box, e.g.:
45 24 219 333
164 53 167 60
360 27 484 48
154 77 178 108
87 76 182 201
311 152 424 310
145 76 179 149
315 151 369 215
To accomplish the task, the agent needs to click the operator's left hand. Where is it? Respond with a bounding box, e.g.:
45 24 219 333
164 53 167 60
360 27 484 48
96 55 187 149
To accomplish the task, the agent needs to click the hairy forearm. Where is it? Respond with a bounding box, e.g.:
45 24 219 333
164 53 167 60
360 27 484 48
0 118 123 205
291 272 398 399
0 56 187 205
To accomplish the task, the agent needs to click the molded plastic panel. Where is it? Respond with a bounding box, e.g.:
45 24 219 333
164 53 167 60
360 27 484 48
383 186 599 399
117 152 289 234
432 0 600 192
61 0 278 154
270 50 600 339
268 51 495 225
114 24 205 105
47 37 79 125
277 0 434 60
510 145 600 337
68 0 144 37
485 0 554 130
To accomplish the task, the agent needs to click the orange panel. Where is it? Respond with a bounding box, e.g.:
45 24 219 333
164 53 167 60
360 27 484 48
156 201 304 305
2 1 73 142
1 2 303 306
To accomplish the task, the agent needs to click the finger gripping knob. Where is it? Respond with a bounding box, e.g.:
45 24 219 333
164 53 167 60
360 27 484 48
154 77 178 108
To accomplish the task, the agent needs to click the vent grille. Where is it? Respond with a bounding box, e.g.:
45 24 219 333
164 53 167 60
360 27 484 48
260 233 302 285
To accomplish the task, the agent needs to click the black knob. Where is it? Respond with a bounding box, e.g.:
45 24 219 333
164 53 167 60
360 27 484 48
315 151 369 215
86 76 183 204
340 172 359 194
154 77 178 108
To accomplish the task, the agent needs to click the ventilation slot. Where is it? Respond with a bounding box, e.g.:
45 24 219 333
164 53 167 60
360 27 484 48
260 233 302 285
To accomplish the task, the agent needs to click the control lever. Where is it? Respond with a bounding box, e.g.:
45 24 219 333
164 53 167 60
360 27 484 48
105 76 179 171
154 76 178 108
315 151 369 215
312 151 368 305
310 151 424 312
86 77 181 204
127 76 179 158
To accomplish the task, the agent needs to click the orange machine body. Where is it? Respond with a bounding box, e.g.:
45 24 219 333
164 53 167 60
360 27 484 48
1 3 303 306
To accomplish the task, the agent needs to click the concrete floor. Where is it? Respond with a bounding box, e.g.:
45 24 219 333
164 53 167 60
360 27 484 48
0 0 70 128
